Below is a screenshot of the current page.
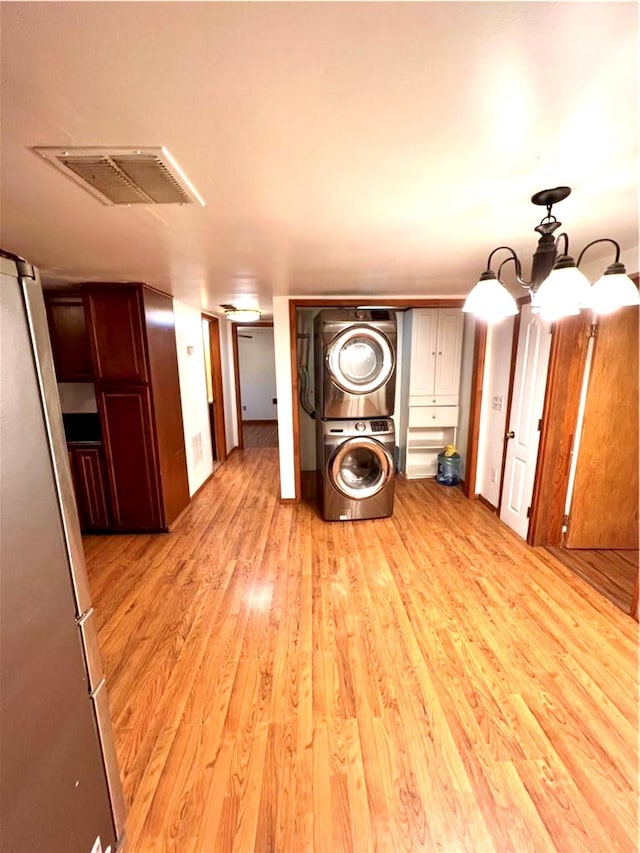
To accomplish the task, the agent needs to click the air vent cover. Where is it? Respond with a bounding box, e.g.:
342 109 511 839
33 146 205 206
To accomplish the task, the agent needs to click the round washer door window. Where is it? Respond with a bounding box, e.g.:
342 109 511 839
329 437 393 500
326 327 394 395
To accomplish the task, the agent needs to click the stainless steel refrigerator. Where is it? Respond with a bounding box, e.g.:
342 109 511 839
0 252 126 853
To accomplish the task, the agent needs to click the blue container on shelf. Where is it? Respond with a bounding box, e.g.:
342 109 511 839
436 448 461 486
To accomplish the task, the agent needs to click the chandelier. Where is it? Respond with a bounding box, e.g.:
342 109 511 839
462 187 639 323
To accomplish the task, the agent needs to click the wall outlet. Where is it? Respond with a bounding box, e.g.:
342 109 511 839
242 405 247 411
492 396 503 411
191 432 203 464
272 398 277 405
490 468 498 483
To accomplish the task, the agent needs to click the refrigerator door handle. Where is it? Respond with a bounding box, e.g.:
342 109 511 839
78 608 105 692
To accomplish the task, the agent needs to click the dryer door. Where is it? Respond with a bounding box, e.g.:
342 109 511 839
326 326 394 395
329 437 393 500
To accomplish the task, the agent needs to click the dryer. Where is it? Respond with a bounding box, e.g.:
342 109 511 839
315 309 396 419
318 417 396 521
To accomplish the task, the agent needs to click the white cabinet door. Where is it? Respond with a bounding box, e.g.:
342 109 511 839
409 309 438 396
434 309 464 397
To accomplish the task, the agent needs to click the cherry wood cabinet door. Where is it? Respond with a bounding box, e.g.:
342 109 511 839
97 386 163 530
69 445 110 531
45 295 93 381
86 287 148 382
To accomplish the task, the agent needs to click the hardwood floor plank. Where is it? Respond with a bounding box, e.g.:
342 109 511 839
83 437 638 852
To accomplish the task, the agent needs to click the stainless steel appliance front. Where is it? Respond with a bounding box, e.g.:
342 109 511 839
315 309 397 419
0 253 126 852
318 417 396 521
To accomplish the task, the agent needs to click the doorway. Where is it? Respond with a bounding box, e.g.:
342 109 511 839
201 315 227 465
232 323 278 449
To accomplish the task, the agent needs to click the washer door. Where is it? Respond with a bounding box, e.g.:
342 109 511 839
329 437 393 500
326 326 394 395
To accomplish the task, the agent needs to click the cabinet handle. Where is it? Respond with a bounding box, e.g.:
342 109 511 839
506 430 515 439
432 414 436 419
438 351 442 355
431 351 436 356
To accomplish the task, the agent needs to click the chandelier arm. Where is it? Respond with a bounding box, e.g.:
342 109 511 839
486 245 518 271
555 232 570 258
485 246 531 288
496 255 528 288
576 238 621 267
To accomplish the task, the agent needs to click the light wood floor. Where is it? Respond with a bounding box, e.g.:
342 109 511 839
243 421 279 448
84 441 638 853
548 547 638 615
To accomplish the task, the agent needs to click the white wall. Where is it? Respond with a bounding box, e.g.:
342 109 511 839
475 316 514 507
173 300 214 496
237 327 277 420
273 296 296 499
57 382 97 413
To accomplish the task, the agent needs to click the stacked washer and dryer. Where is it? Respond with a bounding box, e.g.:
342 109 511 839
314 309 397 521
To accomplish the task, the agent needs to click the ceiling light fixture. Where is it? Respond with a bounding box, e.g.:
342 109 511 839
221 304 262 323
463 187 639 323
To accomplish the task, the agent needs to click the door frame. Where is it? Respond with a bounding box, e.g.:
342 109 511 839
232 320 275 451
288 298 465 503
202 313 227 463
461 321 487 500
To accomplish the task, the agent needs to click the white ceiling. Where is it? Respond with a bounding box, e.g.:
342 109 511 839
1 2 638 316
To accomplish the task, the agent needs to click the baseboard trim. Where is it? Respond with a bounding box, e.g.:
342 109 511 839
477 494 498 513
190 470 215 500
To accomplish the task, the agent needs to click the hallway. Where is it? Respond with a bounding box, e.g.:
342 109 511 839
84 442 638 852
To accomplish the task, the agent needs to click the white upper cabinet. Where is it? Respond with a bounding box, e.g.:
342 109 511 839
409 308 463 403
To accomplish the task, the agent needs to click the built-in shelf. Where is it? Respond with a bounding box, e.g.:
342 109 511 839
399 309 464 480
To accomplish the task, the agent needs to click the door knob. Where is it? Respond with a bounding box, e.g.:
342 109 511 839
505 430 515 439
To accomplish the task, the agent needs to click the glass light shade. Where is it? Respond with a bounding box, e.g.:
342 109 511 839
534 265 591 321
225 309 262 322
589 271 640 315
462 276 518 322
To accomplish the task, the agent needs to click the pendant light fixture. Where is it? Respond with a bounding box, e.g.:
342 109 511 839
463 187 639 323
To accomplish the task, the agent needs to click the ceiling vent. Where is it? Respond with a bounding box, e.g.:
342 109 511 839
33 146 205 206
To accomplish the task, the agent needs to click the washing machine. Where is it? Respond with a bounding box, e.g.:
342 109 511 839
318 417 396 521
315 309 396 419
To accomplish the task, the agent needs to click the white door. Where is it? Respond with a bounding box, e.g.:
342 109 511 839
433 309 464 397
500 305 552 539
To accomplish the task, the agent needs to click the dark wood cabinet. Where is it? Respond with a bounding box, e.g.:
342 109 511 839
69 444 110 530
97 386 163 530
86 287 148 382
45 295 93 380
48 283 189 532
141 288 190 524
